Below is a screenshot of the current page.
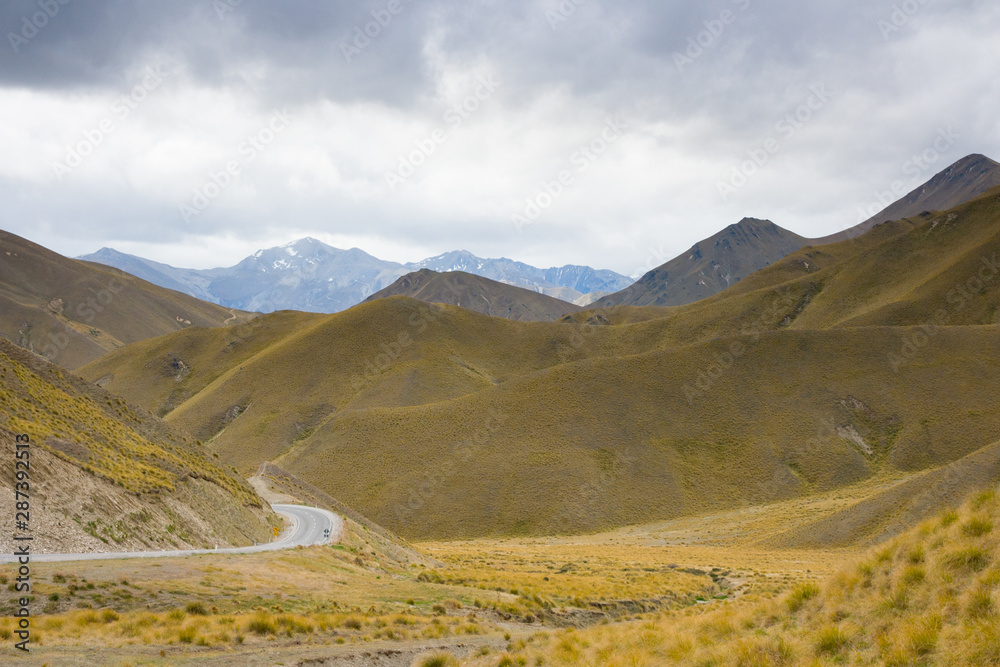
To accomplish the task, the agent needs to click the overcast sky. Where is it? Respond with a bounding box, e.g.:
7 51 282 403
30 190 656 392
0 0 997 276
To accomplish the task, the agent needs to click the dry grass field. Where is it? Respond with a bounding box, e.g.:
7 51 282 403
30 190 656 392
0 478 838 665
7 475 997 665
452 485 1000 667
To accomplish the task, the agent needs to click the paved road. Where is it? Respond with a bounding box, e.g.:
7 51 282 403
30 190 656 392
0 504 342 563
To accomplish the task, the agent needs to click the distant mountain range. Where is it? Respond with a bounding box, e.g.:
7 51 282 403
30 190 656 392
79 242 633 314
78 153 1000 317
409 250 629 304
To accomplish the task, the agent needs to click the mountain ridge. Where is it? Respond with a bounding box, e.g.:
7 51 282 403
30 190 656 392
594 153 1000 310
593 217 809 308
78 241 634 314
815 152 1000 244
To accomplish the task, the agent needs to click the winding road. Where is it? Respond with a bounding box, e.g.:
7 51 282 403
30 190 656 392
0 504 342 564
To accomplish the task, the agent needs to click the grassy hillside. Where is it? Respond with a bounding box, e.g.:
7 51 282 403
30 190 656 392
365 268 582 321
78 187 1000 541
0 229 253 369
474 483 1000 666
0 338 275 552
271 325 1000 539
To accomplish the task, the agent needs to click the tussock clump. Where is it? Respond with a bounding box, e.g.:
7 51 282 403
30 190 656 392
415 652 459 667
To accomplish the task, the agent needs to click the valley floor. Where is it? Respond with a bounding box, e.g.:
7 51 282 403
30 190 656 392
1 474 896 666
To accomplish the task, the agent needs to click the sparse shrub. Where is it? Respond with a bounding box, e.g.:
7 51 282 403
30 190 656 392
185 602 209 616
341 616 363 630
963 516 994 538
968 588 995 619
416 652 459 667
246 611 276 636
815 625 850 655
943 547 990 572
786 582 820 613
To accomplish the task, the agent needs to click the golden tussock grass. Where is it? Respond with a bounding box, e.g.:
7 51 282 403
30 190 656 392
449 484 1000 666
0 342 256 505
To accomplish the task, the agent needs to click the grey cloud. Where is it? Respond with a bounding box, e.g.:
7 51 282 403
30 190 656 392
0 0 435 106
0 0 998 274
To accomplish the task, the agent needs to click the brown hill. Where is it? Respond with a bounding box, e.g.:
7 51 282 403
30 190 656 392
363 268 582 321
0 229 253 370
0 338 275 553
593 218 809 309
815 152 1000 244
596 154 1000 311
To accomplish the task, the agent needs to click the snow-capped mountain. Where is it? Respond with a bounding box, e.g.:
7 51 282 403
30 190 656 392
412 250 633 298
78 239 633 314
